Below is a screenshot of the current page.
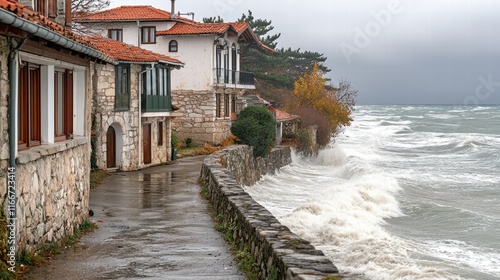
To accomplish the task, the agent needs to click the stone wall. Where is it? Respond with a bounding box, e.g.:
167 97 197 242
0 36 10 204
200 145 340 279
171 87 243 146
15 138 90 253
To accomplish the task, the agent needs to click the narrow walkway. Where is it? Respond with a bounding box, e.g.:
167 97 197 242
28 156 244 280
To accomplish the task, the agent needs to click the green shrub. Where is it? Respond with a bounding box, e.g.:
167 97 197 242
171 132 181 149
231 106 276 157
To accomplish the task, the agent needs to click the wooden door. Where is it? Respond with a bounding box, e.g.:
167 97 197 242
106 126 116 168
143 124 152 164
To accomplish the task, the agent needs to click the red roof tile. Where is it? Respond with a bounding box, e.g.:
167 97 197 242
73 5 173 22
72 4 275 52
156 21 232 36
86 35 183 65
269 107 299 122
0 0 97 50
232 22 249 33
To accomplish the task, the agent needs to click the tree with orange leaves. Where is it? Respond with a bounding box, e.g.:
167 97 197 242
286 64 355 148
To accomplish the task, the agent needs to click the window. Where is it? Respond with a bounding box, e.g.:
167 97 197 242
224 50 229 83
54 69 73 141
18 63 41 150
33 0 56 17
34 0 46 16
216 93 221 118
115 64 130 111
231 43 237 83
156 67 169 96
158 122 163 146
108 29 123 42
142 66 171 112
215 48 221 83
141 26 156 44
224 94 229 117
143 66 170 96
231 95 236 113
169 40 178 52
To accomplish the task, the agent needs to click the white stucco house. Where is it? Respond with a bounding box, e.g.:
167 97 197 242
73 4 273 145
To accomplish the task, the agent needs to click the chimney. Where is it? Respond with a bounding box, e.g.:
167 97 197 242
170 0 176 19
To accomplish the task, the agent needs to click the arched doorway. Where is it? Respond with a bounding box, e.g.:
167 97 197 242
106 126 116 168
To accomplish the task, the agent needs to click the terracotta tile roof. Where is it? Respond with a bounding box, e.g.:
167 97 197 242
86 35 183 65
73 5 173 22
232 22 249 33
269 107 299 122
72 4 275 52
157 21 233 36
0 0 96 49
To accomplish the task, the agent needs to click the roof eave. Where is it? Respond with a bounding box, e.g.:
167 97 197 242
0 9 114 63
115 60 184 67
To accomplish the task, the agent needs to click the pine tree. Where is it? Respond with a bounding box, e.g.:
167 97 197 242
203 16 224 23
237 11 330 90
238 10 280 49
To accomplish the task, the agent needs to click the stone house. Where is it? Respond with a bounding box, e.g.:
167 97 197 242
0 0 113 253
73 4 273 146
86 35 183 170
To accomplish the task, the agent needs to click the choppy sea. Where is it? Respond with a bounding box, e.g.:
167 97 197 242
244 105 500 280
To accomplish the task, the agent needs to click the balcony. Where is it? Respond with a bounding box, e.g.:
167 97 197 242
213 68 255 88
141 94 171 113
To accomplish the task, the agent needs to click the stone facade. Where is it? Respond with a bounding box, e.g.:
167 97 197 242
92 63 172 171
200 145 340 279
0 34 94 253
15 138 90 252
172 87 244 146
0 36 10 205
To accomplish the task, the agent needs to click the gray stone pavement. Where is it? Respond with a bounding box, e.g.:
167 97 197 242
27 156 245 280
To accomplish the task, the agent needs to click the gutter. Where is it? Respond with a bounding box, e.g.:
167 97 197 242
0 9 114 63
7 37 26 235
116 60 184 68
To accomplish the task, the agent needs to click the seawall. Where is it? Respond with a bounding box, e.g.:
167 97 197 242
200 145 340 279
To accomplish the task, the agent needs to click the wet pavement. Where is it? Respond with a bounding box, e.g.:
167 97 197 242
27 156 245 280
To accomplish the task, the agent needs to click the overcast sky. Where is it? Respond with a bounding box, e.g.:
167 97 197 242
109 0 500 105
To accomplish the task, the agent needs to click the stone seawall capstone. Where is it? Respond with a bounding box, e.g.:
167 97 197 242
200 145 339 280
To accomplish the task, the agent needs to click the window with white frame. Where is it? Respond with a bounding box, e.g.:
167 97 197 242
142 66 170 96
17 53 85 150
108 29 123 42
141 26 156 44
54 68 73 141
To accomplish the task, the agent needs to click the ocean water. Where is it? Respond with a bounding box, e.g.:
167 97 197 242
244 105 500 280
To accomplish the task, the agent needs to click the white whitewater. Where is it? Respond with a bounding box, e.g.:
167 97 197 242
244 105 500 280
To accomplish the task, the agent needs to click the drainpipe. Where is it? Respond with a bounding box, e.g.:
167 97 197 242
137 20 141 47
137 63 156 167
7 37 26 234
